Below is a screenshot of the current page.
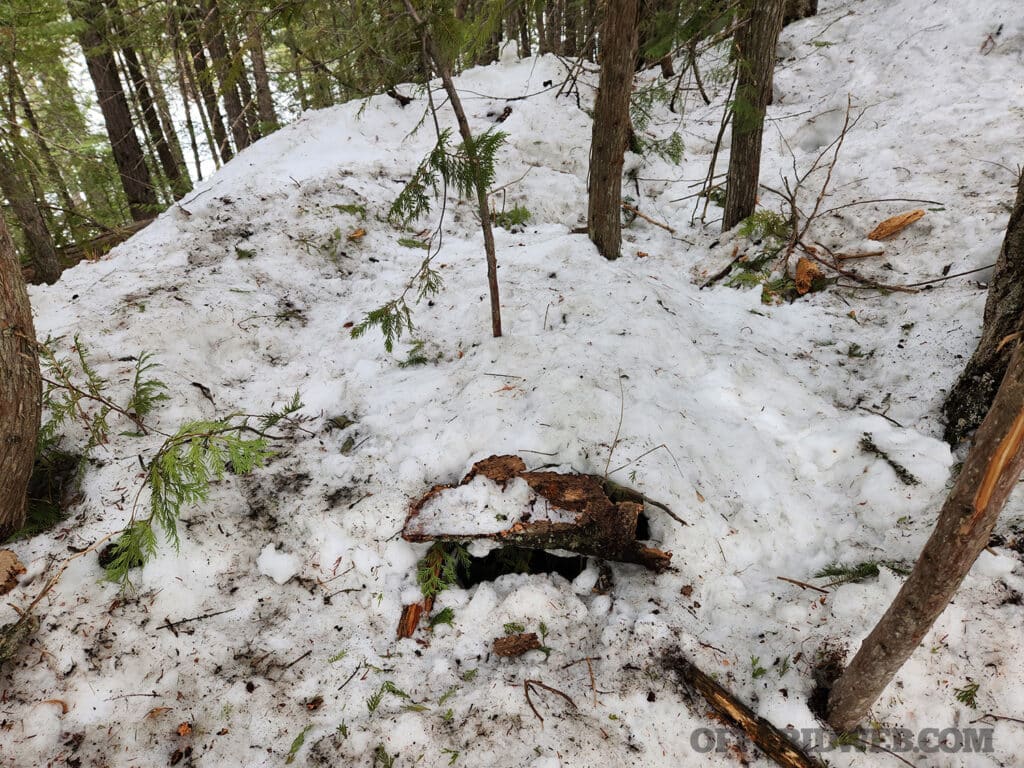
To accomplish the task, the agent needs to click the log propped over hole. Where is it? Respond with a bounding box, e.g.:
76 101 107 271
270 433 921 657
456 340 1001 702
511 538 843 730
402 455 672 573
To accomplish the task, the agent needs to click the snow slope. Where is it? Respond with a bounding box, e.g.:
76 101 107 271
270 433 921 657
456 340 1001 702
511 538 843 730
5 1 1024 766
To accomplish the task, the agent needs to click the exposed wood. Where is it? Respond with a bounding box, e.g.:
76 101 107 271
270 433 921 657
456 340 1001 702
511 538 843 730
665 651 826 768
827 343 1024 731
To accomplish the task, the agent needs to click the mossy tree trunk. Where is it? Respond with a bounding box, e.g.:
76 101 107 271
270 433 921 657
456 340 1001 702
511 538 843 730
0 214 41 539
943 171 1024 444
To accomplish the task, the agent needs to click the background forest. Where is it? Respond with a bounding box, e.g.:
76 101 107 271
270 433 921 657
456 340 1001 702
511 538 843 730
4 0 1024 766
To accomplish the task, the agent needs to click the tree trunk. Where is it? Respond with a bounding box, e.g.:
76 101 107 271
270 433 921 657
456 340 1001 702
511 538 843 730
247 19 278 132
200 0 251 151
140 49 192 188
0 213 41 540
586 0 638 260
827 340 1024 732
721 0 785 232
180 6 233 163
118 49 171 201
105 0 188 198
225 23 260 141
69 0 158 222
10 71 80 225
943 172 1024 445
402 0 502 339
0 146 62 283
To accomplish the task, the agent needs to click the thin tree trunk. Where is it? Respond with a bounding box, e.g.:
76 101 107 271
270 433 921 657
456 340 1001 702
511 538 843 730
536 0 549 54
721 0 785 232
174 42 208 178
224 23 259 141
140 50 192 188
10 71 79 222
0 213 41 539
290 41 309 111
0 143 62 283
118 49 171 201
105 0 187 198
517 5 532 58
943 172 1024 444
586 0 638 260
402 0 502 339
828 340 1024 732
69 0 158 222
181 6 233 163
563 0 578 57
247 19 278 131
200 0 251 151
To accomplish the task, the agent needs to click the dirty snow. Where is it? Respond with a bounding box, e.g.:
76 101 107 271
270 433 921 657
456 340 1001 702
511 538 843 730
4 1 1024 766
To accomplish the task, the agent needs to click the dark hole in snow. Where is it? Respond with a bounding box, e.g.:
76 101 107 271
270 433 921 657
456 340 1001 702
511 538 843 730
463 546 589 587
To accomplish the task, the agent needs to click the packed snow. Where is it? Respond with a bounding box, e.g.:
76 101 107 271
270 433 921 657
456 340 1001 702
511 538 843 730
4 1 1024 766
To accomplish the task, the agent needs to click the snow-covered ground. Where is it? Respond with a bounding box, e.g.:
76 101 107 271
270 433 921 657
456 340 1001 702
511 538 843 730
5 1 1024 765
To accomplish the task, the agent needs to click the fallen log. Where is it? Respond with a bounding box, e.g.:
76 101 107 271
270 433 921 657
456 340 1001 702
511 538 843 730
664 650 826 768
402 455 672 572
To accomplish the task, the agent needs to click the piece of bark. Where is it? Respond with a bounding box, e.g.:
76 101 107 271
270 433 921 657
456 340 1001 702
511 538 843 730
403 455 672 572
493 632 541 657
665 651 826 768
0 550 26 595
397 598 432 639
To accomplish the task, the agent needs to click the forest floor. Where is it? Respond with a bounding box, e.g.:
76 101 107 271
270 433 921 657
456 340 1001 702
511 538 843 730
4 0 1024 766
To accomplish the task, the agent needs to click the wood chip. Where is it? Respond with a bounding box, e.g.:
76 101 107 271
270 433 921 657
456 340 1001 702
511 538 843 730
795 257 824 295
0 550 25 596
493 632 541 657
867 209 925 240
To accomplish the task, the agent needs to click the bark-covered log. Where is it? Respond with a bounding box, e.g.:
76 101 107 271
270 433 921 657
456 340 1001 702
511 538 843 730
828 342 1024 732
943 172 1024 444
403 455 672 572
664 651 826 768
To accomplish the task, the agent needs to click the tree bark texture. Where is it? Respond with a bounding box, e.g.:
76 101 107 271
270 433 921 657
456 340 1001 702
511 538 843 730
0 214 41 539
587 0 638 260
943 172 1024 445
70 0 158 222
828 341 1024 732
0 148 62 284
721 0 785 232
